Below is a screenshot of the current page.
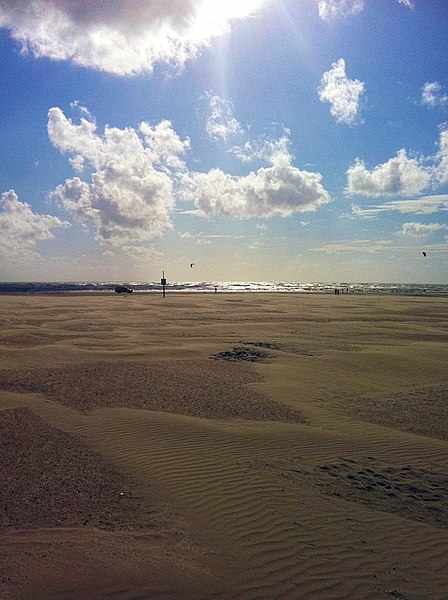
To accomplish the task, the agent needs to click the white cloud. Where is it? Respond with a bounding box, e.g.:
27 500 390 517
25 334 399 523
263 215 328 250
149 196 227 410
205 94 294 167
347 127 448 199
197 101 332 217
400 222 447 236
247 241 264 250
187 152 331 218
231 131 293 164
0 0 266 76
317 0 413 19
207 234 245 239
317 0 364 20
346 149 431 197
349 203 379 220
310 239 391 254
70 100 94 119
48 104 332 248
434 128 448 186
206 95 243 142
351 195 448 218
121 245 163 259
179 231 210 244
0 189 69 258
422 82 448 107
318 58 365 125
139 120 190 172
48 107 189 246
179 231 244 243
179 231 195 240
419 241 448 253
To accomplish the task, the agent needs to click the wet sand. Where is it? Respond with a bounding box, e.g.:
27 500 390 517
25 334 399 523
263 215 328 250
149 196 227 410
1 292 447 599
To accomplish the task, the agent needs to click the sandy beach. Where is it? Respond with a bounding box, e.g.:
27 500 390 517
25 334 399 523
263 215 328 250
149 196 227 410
1 292 447 599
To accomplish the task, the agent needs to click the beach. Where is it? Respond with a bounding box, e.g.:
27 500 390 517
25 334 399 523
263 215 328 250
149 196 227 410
1 292 448 599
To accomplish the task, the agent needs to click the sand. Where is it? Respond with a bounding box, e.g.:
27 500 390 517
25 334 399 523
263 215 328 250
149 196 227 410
0 292 447 599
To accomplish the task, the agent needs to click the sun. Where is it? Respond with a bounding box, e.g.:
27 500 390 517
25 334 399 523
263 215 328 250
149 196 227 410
203 0 266 21
194 0 268 36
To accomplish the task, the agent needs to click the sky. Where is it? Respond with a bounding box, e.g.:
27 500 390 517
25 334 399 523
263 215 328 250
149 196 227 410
0 0 447 283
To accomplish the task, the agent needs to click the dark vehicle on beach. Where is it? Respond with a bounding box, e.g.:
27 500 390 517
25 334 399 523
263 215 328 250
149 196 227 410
114 285 133 293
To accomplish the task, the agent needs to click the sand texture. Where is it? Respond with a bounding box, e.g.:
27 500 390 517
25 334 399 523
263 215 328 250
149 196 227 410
1 292 448 599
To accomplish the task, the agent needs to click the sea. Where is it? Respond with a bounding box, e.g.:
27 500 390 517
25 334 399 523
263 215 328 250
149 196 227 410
0 281 447 296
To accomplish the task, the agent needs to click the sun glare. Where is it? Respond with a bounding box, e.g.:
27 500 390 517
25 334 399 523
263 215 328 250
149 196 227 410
195 0 267 35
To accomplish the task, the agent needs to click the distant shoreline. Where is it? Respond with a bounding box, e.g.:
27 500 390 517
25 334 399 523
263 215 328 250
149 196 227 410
1 281 447 297
2 290 331 297
1 290 447 298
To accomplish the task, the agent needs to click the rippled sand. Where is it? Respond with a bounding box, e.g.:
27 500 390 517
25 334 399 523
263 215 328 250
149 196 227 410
1 292 447 599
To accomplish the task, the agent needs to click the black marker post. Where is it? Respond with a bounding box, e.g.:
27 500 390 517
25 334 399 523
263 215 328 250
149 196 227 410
161 270 167 298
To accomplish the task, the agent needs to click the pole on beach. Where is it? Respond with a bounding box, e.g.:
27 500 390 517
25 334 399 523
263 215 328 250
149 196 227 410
161 270 167 298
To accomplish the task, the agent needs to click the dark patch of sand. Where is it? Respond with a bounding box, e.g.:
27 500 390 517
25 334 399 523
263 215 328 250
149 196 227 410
0 407 154 531
329 382 448 441
210 346 272 362
0 359 303 423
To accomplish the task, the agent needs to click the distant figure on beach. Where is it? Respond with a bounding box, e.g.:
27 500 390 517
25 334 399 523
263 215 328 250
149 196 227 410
214 286 218 293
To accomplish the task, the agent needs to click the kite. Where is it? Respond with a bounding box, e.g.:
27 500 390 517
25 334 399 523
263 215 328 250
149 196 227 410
190 263 195 268
422 252 427 257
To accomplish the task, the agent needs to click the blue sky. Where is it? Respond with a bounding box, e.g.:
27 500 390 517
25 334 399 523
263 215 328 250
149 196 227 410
0 0 447 283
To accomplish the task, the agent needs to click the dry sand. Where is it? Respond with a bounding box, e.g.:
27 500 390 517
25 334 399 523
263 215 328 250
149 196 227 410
1 292 447 599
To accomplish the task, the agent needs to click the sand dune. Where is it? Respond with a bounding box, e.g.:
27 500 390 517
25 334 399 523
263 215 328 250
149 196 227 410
1 293 448 599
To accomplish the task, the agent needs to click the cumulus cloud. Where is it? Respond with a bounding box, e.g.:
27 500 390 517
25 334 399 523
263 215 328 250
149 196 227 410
400 222 447 236
198 97 332 217
422 82 448 107
351 195 448 219
187 151 331 218
48 103 331 246
0 189 69 257
206 95 243 142
346 149 431 197
48 106 189 246
317 0 364 20
318 58 365 125
347 127 448 200
0 0 266 76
